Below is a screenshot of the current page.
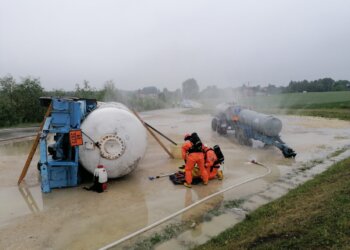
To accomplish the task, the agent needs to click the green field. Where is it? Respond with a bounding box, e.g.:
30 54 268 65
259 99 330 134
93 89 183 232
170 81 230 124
196 157 350 250
236 91 350 110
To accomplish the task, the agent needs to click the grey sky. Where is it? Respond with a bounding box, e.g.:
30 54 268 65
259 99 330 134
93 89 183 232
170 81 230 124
1 0 350 90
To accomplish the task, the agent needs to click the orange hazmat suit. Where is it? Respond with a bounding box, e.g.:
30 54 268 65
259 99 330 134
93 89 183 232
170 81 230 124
204 147 219 180
182 140 208 185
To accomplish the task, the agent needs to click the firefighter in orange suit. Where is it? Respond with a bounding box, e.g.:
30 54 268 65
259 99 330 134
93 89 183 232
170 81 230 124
182 133 208 188
203 145 223 180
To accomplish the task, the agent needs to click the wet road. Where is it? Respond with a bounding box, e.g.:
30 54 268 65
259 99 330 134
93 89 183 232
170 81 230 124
0 109 349 249
0 127 38 141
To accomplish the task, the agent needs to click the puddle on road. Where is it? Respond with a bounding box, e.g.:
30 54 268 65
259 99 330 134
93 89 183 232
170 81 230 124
0 139 37 155
0 185 43 228
0 139 43 227
0 112 350 250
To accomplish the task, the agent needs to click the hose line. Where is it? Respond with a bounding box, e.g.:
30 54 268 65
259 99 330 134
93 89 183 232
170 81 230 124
99 163 271 250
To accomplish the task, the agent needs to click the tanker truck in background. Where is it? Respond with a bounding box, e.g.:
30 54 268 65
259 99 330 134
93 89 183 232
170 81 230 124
211 104 296 158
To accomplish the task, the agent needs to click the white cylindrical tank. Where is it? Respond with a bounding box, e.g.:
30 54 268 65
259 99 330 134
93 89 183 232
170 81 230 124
79 102 147 178
239 109 282 137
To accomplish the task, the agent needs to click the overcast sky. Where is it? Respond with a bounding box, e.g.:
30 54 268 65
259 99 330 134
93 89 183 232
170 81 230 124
1 0 350 90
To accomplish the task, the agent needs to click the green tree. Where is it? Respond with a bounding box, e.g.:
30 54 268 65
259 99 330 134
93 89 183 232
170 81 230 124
0 76 44 126
284 78 350 93
333 80 349 91
13 77 45 123
47 88 69 97
0 76 17 126
101 80 124 102
182 78 199 99
200 85 220 98
75 80 100 99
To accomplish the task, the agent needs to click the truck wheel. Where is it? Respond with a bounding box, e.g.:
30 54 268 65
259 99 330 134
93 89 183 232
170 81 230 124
244 138 252 146
236 129 252 146
217 123 227 135
211 118 217 131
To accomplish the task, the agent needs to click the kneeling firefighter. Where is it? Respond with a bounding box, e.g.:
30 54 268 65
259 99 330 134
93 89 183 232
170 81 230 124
203 145 224 180
182 133 209 188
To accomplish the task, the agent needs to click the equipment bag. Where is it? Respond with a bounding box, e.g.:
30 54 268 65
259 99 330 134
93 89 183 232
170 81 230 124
169 171 202 185
189 132 203 153
213 145 224 164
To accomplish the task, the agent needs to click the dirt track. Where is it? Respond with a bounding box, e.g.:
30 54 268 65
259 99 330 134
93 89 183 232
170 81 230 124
0 109 349 249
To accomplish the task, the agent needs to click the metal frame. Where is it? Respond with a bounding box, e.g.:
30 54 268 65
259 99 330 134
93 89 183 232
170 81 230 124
39 98 85 192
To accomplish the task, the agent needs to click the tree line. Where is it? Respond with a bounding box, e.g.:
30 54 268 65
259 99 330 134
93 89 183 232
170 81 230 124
183 77 350 100
0 76 45 127
0 76 182 127
1 75 349 127
284 78 350 93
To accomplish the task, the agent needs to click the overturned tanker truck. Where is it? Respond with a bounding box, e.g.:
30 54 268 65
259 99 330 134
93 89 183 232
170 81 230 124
37 97 147 192
211 104 296 158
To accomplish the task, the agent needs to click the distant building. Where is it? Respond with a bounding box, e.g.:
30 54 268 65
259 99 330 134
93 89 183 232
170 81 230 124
239 85 256 96
138 86 159 98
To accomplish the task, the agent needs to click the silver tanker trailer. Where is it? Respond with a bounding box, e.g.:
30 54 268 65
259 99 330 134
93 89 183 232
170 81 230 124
212 104 296 158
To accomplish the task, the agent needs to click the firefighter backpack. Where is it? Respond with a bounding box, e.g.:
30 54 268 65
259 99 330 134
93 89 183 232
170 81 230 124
213 145 224 164
189 132 203 152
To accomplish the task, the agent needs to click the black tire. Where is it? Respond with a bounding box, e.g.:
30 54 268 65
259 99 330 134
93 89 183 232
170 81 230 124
236 128 252 146
217 124 227 135
244 138 252 147
37 162 42 171
211 118 217 131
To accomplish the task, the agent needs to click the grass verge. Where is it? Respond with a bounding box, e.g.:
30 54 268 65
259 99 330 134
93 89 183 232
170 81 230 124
130 223 188 250
125 198 246 249
195 157 350 250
